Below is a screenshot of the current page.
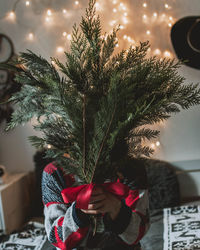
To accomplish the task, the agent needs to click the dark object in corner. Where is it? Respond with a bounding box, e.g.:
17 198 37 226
0 34 21 125
0 166 4 177
171 16 200 70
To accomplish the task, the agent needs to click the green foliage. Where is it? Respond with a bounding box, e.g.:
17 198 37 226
1 0 200 183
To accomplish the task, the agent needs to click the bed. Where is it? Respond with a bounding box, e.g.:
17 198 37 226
141 159 200 250
1 203 200 250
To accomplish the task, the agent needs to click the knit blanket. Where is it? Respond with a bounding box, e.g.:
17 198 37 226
163 205 200 250
0 221 53 250
141 203 200 250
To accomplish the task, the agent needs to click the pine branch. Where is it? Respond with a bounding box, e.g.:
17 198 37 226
131 145 155 158
28 136 46 149
82 94 87 180
2 0 200 184
20 50 60 81
101 28 119 67
130 128 160 141
70 24 88 60
90 100 117 183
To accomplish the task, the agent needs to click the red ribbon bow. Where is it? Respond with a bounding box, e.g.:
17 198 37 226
61 180 130 210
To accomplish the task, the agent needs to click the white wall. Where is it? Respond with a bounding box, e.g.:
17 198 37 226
0 0 200 174
156 65 200 162
0 122 37 172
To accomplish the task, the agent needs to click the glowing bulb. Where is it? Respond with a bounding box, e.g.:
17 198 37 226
126 37 134 43
156 141 160 147
165 3 169 9
168 23 172 27
113 8 117 13
110 20 117 26
169 16 173 21
122 17 128 24
143 14 147 20
115 43 119 47
63 9 67 14
67 34 72 40
143 3 147 8
28 33 34 40
131 39 135 44
9 11 15 17
146 30 151 35
154 49 161 55
160 13 166 21
113 0 117 4
25 1 30 6
150 143 155 149
120 3 124 7
122 6 126 10
75 1 79 5
63 31 67 37
95 2 101 10
51 60 56 66
124 12 128 16
8 11 15 20
47 9 52 16
153 12 157 17
119 25 124 29
123 35 127 39
47 144 52 149
164 50 171 58
57 46 64 53
95 2 100 8
45 17 50 22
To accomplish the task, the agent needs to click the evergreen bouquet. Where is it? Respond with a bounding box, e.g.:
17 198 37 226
1 1 200 195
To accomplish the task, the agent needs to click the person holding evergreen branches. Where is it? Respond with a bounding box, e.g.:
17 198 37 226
2 0 200 248
42 156 149 250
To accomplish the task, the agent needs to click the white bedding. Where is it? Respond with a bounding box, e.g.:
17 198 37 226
163 205 200 250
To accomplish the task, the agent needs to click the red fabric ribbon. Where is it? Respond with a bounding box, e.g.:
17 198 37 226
61 180 130 210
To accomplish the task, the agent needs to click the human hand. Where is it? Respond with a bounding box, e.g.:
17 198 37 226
81 186 122 220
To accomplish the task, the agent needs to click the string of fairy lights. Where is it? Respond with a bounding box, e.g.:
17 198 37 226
1 0 177 153
3 0 175 58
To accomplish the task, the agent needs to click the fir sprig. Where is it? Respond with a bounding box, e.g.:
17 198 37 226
1 0 200 184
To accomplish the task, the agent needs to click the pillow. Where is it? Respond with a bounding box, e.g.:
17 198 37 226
145 159 180 210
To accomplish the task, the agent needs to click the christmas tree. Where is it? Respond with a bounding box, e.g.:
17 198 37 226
1 0 200 184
